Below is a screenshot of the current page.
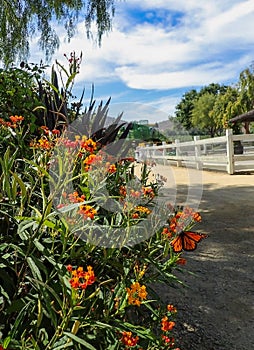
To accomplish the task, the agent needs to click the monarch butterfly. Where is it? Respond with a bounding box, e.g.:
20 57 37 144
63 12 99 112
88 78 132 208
170 231 208 253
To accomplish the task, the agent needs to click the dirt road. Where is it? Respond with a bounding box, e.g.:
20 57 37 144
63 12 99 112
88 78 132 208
153 165 254 350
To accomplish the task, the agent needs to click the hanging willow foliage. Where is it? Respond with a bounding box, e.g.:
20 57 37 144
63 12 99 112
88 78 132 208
0 0 115 66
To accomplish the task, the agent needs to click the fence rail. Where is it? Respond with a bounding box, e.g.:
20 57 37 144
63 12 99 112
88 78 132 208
135 129 254 174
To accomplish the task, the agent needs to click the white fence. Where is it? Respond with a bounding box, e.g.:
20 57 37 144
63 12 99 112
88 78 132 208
135 129 254 174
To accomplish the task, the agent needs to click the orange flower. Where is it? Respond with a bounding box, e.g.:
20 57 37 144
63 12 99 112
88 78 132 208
9 115 24 123
130 189 141 198
132 212 139 219
38 138 52 150
119 185 126 197
161 316 175 331
78 204 97 220
126 281 147 306
192 212 201 222
162 227 173 238
83 154 102 171
66 264 73 272
68 265 95 290
52 128 60 136
120 331 139 347
142 186 155 199
81 138 97 153
176 258 187 265
167 304 177 313
106 163 117 174
40 125 49 134
68 191 85 203
133 206 151 215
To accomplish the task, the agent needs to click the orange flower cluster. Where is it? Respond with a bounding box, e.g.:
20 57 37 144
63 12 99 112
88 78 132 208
126 281 147 306
39 125 60 136
167 304 177 313
160 304 180 348
60 191 96 220
161 316 175 332
83 154 103 171
63 191 86 203
80 138 97 153
161 227 173 239
106 162 117 174
78 204 97 220
30 126 61 150
37 137 52 150
131 206 151 219
67 265 95 290
176 257 186 265
10 115 24 124
163 207 202 235
129 189 141 198
0 115 24 128
119 185 127 198
120 331 139 347
142 186 155 199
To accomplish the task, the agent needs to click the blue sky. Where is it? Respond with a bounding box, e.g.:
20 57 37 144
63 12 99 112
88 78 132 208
31 0 254 123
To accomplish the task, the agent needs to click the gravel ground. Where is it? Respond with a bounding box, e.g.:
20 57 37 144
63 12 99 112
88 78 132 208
153 165 254 350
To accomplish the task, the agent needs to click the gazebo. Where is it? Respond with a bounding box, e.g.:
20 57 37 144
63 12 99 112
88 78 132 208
228 109 254 133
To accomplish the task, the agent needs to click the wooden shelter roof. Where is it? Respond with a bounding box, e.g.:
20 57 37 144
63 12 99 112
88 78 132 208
229 109 254 123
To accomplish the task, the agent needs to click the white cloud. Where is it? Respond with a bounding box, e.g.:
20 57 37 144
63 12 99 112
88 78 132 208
115 57 252 90
29 0 254 120
108 101 170 123
48 0 254 90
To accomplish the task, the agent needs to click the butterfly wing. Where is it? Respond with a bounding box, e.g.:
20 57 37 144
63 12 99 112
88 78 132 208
182 231 208 251
171 231 207 252
170 235 184 253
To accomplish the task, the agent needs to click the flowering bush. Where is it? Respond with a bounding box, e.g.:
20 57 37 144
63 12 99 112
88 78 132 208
0 57 205 350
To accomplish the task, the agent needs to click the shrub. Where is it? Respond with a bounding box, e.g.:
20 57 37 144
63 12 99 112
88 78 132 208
0 56 204 349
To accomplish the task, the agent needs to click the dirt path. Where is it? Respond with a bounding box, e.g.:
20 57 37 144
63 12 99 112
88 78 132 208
153 165 254 350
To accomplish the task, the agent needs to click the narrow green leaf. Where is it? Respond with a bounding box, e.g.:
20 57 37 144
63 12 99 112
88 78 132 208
3 336 11 348
9 302 31 338
12 172 27 201
63 332 97 350
27 256 43 281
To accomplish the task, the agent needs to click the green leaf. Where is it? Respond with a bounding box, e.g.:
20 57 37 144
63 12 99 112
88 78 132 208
29 278 63 310
9 301 31 339
63 332 97 350
121 322 156 340
12 172 27 202
3 336 11 348
27 256 43 281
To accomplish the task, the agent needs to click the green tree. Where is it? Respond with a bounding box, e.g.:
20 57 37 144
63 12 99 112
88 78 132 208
212 85 241 133
175 84 228 134
191 92 218 137
199 82 228 96
0 0 115 65
235 64 254 113
175 89 198 130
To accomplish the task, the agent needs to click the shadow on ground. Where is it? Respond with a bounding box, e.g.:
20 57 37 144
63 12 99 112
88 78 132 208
157 183 254 350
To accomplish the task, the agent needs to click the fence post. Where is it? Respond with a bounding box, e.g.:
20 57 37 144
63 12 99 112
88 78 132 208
175 139 182 167
145 144 150 162
194 135 202 170
226 129 234 174
162 141 166 165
